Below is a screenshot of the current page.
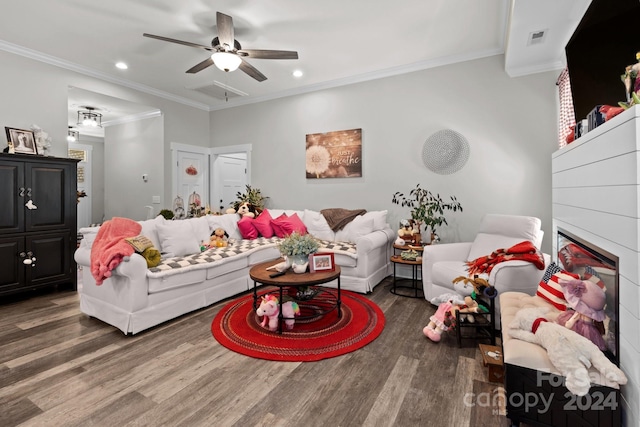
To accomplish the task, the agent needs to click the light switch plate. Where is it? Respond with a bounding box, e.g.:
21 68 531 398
152 196 160 204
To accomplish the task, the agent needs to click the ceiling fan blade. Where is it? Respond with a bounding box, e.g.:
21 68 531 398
238 49 299 60
186 57 214 74
239 60 267 82
216 12 235 49
143 33 212 51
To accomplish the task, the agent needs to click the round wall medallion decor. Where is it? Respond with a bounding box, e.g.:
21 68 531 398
422 129 470 175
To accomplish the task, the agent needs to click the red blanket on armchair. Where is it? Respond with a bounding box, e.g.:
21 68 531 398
90 217 141 285
465 240 545 276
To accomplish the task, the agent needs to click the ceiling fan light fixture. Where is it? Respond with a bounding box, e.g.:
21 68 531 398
212 52 242 72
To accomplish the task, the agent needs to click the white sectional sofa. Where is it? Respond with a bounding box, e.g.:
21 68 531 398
75 209 394 334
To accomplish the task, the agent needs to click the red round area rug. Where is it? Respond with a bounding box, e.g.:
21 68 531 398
211 289 385 362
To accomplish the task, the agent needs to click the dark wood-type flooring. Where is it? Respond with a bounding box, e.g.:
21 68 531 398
1 273 514 427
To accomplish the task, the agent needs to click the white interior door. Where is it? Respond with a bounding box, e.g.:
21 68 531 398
175 149 209 212
68 143 92 229
218 154 247 211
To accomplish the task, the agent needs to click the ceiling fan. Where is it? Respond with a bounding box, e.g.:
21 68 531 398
143 12 298 82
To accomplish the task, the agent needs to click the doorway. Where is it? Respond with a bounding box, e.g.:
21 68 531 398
210 144 252 212
171 143 209 215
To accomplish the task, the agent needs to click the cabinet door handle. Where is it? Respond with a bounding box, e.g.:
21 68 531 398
19 187 25 197
26 187 32 197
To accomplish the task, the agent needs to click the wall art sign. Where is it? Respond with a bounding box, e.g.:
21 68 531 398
305 128 362 179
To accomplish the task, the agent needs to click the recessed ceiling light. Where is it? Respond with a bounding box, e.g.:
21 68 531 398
115 62 128 70
292 70 303 78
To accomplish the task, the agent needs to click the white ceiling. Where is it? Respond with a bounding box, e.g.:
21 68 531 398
0 0 591 136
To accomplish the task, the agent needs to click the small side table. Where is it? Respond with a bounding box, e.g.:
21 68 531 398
390 243 425 298
479 343 504 383
454 294 496 347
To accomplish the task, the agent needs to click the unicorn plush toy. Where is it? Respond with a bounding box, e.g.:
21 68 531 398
256 294 300 331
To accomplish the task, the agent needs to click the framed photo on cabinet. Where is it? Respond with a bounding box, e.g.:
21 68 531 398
5 127 38 155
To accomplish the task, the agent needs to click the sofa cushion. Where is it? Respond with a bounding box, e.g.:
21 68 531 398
431 261 475 296
270 213 288 238
303 209 335 241
188 216 212 245
271 213 307 237
156 220 201 257
253 209 274 238
237 216 259 239
282 213 307 235
467 214 541 261
138 215 164 250
363 210 388 230
335 214 374 243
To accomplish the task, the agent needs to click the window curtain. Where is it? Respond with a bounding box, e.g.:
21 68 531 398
556 68 576 148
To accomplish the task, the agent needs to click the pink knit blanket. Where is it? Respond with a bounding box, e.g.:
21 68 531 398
90 217 141 285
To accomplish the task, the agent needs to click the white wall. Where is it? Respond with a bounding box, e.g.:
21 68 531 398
210 55 559 253
105 116 164 220
0 49 210 219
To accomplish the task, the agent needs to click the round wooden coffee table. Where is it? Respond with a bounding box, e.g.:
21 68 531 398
249 259 341 333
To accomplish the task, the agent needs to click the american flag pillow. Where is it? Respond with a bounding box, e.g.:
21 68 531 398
536 262 579 310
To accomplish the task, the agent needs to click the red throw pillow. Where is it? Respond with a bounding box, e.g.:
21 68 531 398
253 209 274 238
279 212 308 236
237 216 259 239
270 214 289 238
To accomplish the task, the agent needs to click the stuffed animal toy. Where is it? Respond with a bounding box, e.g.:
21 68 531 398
210 227 229 247
450 295 488 323
398 219 416 243
256 294 300 331
423 301 454 342
556 278 607 351
226 202 257 218
452 275 498 299
507 306 627 396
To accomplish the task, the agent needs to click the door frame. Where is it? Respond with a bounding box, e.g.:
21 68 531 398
69 142 93 229
210 144 252 212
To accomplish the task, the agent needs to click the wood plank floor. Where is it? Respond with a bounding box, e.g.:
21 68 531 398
0 274 514 427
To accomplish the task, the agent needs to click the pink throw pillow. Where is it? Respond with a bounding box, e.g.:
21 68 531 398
270 214 289 238
279 212 308 236
237 216 259 239
253 209 274 237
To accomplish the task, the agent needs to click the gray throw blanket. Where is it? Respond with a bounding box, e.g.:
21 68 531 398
320 208 367 231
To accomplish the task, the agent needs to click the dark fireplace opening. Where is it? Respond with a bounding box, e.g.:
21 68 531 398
557 228 620 365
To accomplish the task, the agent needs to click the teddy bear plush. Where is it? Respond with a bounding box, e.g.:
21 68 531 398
210 227 228 247
507 306 627 396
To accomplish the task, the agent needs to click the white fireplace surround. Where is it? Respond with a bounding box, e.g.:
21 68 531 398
552 105 639 426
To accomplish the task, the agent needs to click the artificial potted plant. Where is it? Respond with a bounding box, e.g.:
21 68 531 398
277 232 320 272
392 184 463 243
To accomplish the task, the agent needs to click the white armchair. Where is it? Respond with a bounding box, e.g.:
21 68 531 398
422 214 550 329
